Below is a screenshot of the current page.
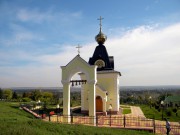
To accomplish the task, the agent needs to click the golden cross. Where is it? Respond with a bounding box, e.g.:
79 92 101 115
97 16 104 32
76 44 82 55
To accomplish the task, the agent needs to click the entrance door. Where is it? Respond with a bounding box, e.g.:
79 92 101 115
96 96 103 112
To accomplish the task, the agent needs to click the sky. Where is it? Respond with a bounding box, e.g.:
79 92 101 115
0 0 180 88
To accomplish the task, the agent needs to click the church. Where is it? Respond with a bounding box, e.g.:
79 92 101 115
61 17 121 123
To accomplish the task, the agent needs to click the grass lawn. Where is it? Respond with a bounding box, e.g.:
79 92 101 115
139 104 180 122
121 105 131 114
122 109 131 114
0 101 154 135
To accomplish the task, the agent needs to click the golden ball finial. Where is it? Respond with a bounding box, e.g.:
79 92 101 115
96 16 107 45
95 31 107 45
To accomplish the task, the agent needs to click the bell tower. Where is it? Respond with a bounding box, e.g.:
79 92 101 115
88 16 114 71
80 16 121 116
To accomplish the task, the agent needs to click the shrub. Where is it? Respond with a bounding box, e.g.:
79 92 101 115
165 109 172 116
155 104 159 110
172 108 177 113
22 97 31 102
172 108 178 116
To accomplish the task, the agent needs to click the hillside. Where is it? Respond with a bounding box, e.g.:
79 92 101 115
0 102 153 135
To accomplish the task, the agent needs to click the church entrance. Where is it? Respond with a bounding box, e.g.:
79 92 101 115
61 55 97 124
96 96 103 112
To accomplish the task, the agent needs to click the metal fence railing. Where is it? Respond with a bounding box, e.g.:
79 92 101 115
155 121 180 135
42 113 180 135
22 105 180 135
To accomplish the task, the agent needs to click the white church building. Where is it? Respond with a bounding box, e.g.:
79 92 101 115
61 17 121 124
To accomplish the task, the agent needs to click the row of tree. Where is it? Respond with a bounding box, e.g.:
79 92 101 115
0 89 13 99
0 88 81 107
120 90 174 105
0 88 57 103
1 88 179 109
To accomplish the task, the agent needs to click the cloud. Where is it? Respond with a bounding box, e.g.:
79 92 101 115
0 7 83 49
106 23 180 86
0 23 180 87
0 66 60 87
16 8 82 24
0 23 40 47
16 8 53 23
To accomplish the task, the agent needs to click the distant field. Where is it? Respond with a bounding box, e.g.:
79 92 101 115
0 102 154 135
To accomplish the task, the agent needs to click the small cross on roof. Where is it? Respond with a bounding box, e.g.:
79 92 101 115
76 44 82 56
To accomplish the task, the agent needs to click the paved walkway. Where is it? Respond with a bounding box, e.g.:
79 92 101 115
130 106 145 117
124 106 145 118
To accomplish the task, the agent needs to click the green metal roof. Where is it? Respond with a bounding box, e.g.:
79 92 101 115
164 96 180 103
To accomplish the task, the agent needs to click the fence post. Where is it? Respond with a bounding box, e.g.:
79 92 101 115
71 114 73 124
49 114 51 121
96 115 98 127
153 115 155 134
123 115 126 128
41 109 44 119
109 112 112 126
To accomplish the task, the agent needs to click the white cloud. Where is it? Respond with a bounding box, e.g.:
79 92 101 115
0 66 60 87
16 8 53 23
16 8 82 24
0 23 180 87
0 23 39 47
106 23 180 86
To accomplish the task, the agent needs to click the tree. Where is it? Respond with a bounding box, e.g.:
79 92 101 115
53 93 61 105
137 95 143 104
12 91 18 99
3 89 12 100
0 88 3 99
157 93 172 104
41 92 53 103
23 92 28 98
22 92 31 98
31 90 42 101
172 108 178 116
22 97 31 102
165 109 172 116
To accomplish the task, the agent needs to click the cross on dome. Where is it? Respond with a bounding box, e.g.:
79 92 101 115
95 16 107 45
97 16 104 32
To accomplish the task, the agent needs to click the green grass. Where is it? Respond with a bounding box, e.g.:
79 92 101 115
139 105 180 122
122 109 131 114
0 102 154 135
121 105 131 114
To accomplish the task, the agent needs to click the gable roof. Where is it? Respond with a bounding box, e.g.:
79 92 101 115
64 55 90 67
61 55 97 83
